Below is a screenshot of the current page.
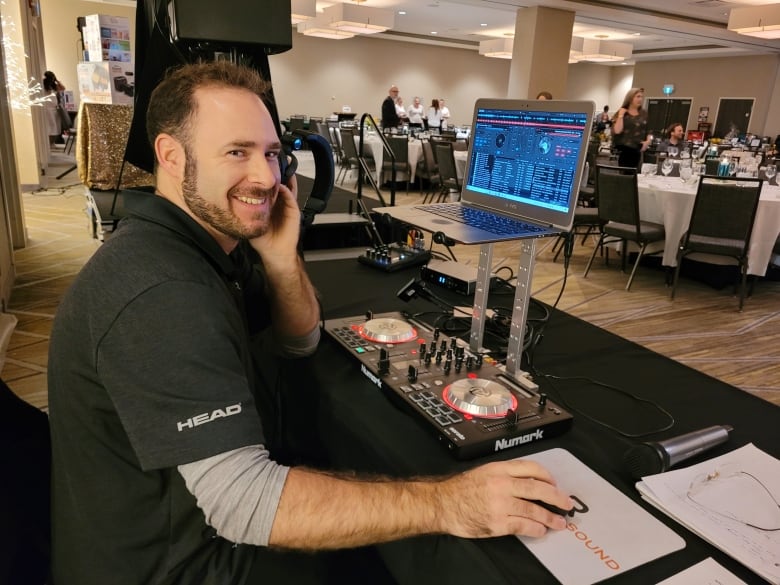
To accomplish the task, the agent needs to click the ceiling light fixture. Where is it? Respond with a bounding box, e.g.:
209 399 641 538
297 14 356 39
479 38 513 59
290 0 316 24
575 37 633 62
728 4 780 39
322 3 395 35
569 36 583 63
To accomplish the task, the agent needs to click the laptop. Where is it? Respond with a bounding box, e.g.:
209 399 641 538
375 98 595 244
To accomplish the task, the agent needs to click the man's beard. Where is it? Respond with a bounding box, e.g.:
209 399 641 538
181 154 275 241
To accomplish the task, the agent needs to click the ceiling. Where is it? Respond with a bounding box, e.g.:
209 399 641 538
91 0 780 64
316 0 780 63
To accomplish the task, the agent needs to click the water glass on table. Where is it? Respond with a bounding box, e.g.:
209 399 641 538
764 164 777 185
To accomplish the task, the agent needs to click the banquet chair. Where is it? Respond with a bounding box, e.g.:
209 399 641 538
670 175 763 311
704 156 720 175
336 128 360 185
315 122 340 163
434 142 461 202
583 165 666 290
288 115 306 133
417 140 441 203
551 163 603 262
381 135 411 194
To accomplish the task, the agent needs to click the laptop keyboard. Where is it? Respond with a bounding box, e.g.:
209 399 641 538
415 204 547 236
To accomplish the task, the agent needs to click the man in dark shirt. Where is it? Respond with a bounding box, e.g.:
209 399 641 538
381 84 401 129
657 122 685 155
48 61 572 584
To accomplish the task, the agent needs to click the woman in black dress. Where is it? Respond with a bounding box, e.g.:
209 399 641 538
612 88 651 169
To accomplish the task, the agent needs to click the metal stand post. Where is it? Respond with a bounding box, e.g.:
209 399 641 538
468 240 536 378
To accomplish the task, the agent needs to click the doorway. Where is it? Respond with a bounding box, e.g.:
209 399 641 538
646 98 693 139
714 98 754 140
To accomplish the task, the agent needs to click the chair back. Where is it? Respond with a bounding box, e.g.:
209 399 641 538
596 164 640 235
340 128 359 161
704 157 720 176
387 135 409 165
435 142 460 190
683 176 763 254
288 116 306 132
421 140 439 175
315 122 338 159
656 156 681 177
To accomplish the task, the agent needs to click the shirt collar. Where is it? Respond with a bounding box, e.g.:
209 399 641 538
122 189 238 277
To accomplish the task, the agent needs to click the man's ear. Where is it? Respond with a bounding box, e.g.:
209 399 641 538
154 133 185 181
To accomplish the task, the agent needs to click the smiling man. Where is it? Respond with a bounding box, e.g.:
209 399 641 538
48 62 571 585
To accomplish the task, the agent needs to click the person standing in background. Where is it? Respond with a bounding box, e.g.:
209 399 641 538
407 96 425 129
611 87 651 169
381 85 401 130
42 70 66 146
394 96 408 124
536 91 553 100
439 98 450 130
427 98 442 132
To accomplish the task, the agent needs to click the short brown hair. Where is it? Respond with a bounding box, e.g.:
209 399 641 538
146 61 272 153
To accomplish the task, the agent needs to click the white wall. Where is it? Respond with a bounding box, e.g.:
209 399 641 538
635 54 780 136
268 33 510 127
566 63 615 114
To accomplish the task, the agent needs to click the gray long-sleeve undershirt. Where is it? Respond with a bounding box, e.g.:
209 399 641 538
178 445 289 546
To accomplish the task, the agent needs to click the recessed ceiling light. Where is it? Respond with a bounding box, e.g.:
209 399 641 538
595 34 609 39
431 31 438 34
633 32 641 36
398 11 406 15
480 23 487 27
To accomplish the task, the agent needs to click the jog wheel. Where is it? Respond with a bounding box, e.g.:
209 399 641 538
442 378 517 418
357 318 417 344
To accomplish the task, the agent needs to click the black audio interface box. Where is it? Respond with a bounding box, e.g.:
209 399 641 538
420 259 497 295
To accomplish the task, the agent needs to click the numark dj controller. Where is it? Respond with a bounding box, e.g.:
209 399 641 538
323 312 572 460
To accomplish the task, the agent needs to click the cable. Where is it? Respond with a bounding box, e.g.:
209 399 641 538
534 371 676 438
551 232 574 309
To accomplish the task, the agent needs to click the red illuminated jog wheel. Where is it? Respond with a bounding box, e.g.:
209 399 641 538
442 378 517 418
357 318 417 344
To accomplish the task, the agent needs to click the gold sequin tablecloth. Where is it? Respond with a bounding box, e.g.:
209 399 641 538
76 102 154 190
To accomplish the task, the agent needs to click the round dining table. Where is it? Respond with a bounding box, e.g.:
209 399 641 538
637 175 780 276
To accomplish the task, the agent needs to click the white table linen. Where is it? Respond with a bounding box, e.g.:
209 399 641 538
637 175 780 276
354 134 423 184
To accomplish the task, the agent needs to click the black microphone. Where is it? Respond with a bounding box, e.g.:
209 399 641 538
623 425 733 479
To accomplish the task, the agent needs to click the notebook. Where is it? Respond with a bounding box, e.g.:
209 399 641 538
375 98 595 244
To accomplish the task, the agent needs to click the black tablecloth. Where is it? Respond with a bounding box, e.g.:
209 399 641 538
299 258 779 585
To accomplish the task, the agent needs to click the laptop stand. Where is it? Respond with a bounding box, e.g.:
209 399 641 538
469 240 537 385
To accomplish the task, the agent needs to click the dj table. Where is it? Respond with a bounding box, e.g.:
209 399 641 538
298 258 779 584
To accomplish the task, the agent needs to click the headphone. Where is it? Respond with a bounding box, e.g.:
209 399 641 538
432 231 456 247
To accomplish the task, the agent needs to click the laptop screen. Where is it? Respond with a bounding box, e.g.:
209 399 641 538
462 99 594 230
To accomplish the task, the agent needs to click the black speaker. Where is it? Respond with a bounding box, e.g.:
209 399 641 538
168 0 292 54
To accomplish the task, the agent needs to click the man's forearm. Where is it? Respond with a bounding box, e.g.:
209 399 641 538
269 459 571 550
268 467 444 550
264 255 320 337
